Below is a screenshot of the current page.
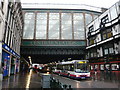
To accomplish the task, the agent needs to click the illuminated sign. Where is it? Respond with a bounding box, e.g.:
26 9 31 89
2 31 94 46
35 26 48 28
78 61 86 64
2 43 20 58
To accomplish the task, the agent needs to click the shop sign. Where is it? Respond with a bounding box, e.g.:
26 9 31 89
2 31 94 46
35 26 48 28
2 43 20 58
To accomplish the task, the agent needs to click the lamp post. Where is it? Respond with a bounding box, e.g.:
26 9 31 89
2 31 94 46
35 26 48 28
28 56 32 67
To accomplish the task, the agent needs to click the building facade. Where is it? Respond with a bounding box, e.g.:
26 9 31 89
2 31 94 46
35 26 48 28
21 4 102 63
0 0 24 80
86 1 120 72
0 0 5 81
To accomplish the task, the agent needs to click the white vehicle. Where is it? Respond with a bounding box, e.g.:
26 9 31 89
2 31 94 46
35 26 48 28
53 60 90 79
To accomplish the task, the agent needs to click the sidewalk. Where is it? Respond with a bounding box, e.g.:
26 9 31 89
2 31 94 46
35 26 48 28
2 70 42 89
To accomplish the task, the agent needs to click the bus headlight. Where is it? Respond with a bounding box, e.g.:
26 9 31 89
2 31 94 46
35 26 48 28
76 75 80 77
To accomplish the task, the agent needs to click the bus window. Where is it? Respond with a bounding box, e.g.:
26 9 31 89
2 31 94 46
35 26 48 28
75 63 89 73
69 65 74 71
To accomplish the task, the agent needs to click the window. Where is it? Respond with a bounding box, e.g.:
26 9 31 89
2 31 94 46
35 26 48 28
73 13 85 39
103 33 107 40
100 15 109 28
90 52 93 57
110 5 118 20
85 13 93 25
111 64 118 70
105 64 110 70
36 13 47 39
91 65 93 70
102 28 113 40
94 65 98 69
88 25 94 32
101 15 109 24
109 47 114 54
61 13 72 39
103 44 114 55
90 49 97 58
48 13 60 39
89 36 96 45
23 12 35 39
104 48 109 55
100 65 104 70
107 32 112 38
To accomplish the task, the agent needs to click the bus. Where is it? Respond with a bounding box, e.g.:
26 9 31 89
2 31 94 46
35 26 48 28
53 60 90 79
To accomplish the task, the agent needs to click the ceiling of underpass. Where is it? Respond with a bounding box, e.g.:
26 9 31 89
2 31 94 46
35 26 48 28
21 54 85 64
20 40 86 64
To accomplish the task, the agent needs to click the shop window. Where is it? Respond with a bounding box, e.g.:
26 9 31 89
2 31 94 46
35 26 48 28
111 64 118 70
90 65 94 70
109 47 114 54
105 64 110 70
100 65 104 70
94 65 98 69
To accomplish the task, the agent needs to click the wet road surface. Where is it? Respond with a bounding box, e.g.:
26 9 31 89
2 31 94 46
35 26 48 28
52 74 120 88
1 70 120 89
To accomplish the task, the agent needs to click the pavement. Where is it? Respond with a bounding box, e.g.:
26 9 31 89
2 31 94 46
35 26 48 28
1 70 42 89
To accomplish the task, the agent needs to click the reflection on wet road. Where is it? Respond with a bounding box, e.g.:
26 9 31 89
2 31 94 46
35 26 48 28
2 70 41 88
1 70 120 88
52 72 120 88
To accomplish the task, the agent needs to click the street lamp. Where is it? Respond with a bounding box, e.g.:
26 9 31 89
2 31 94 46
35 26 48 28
28 56 32 65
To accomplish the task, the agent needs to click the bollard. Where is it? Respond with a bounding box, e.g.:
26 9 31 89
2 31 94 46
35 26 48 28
40 73 51 88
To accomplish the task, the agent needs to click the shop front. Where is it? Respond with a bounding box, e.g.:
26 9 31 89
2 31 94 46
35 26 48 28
10 56 16 75
2 43 20 77
2 51 10 77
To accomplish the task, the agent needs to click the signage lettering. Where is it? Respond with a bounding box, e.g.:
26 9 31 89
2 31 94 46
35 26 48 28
22 41 86 46
2 43 20 58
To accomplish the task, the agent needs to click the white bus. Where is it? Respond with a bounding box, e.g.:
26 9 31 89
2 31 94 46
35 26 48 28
53 60 90 79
